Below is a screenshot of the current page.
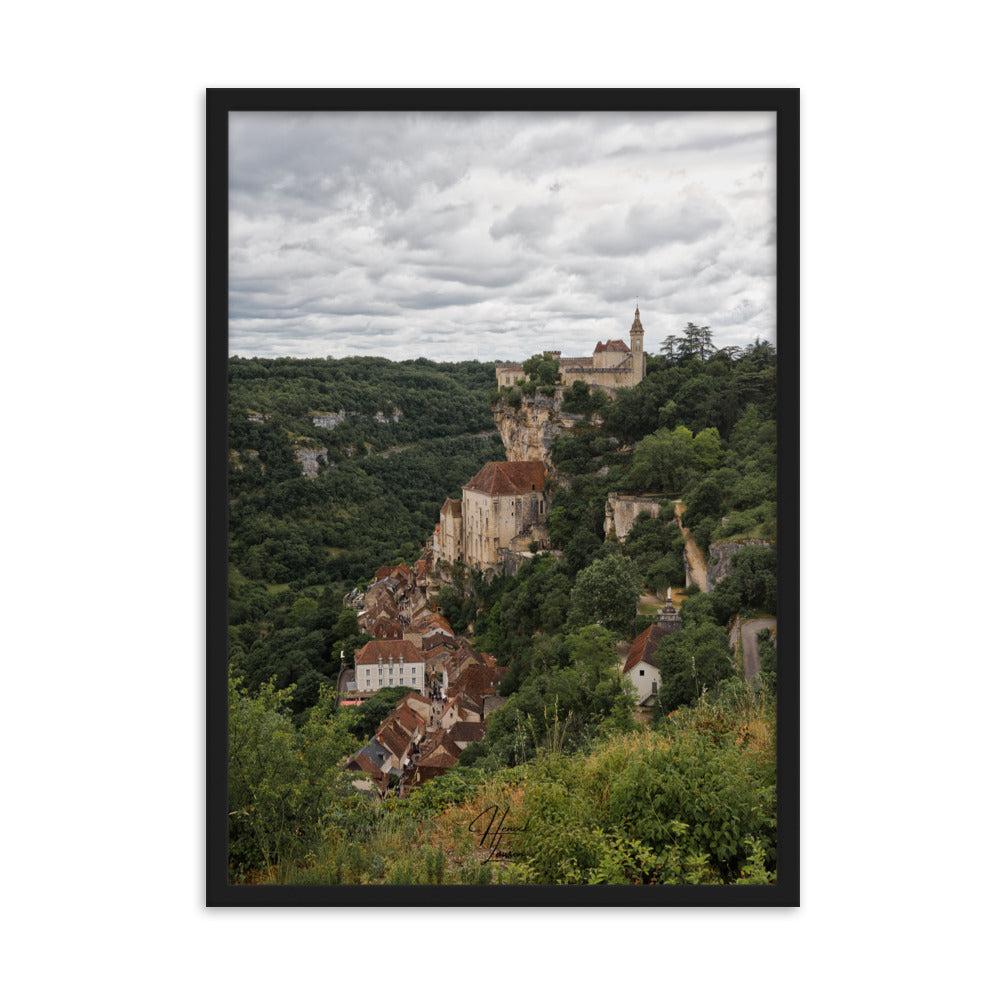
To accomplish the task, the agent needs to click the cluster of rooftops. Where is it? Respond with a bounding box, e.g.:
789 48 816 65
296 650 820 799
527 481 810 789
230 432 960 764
343 558 509 798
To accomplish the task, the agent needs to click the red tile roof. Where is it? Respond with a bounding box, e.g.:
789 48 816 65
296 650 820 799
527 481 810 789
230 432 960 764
449 663 498 699
375 719 411 759
448 721 487 744
464 461 547 496
355 639 425 665
371 619 403 640
441 497 462 517
623 625 669 673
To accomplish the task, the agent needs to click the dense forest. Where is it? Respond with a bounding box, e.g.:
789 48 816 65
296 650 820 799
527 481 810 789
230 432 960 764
227 331 780 885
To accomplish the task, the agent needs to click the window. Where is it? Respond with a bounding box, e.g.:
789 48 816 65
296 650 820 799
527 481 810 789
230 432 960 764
639 669 645 676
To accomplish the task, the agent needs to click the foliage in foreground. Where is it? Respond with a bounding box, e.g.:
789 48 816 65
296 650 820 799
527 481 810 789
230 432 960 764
234 687 776 887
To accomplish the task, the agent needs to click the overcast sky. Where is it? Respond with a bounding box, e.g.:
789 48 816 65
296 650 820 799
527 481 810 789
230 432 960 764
229 111 776 363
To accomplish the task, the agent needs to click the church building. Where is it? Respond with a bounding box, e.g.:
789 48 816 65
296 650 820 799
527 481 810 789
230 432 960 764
433 460 547 572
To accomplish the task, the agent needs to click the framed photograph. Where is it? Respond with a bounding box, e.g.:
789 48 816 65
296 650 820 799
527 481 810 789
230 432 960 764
207 88 799 905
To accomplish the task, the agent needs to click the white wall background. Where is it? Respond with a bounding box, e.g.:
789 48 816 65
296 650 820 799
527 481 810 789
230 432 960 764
4 3 997 998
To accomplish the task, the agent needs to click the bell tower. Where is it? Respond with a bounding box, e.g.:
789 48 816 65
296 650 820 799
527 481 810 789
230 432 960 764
629 305 645 383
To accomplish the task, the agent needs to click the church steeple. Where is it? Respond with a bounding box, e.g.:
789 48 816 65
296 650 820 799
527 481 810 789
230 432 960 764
629 305 645 383
630 306 644 336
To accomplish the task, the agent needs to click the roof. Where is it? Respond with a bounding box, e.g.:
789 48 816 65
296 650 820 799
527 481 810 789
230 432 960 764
449 663 499 699
387 703 425 736
448 721 487 744
594 339 630 353
355 639 425 665
374 563 410 582
623 625 670 673
416 612 453 634
371 619 403 639
355 740 392 772
349 751 389 784
398 691 432 707
375 719 413 759
464 461 547 496
441 498 462 517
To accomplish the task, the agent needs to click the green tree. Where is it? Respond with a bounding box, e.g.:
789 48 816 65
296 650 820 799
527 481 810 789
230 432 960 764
692 426 723 472
653 620 735 713
228 674 360 879
681 322 715 361
522 353 561 388
567 553 643 637
562 379 592 413
625 426 697 494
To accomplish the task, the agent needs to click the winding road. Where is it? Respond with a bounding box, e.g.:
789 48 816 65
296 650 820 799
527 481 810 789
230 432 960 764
734 617 777 683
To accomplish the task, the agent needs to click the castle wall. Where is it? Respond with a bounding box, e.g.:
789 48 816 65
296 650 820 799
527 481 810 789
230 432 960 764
604 492 670 540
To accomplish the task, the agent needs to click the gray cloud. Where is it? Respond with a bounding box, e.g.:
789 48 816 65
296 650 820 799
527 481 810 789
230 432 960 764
229 111 777 361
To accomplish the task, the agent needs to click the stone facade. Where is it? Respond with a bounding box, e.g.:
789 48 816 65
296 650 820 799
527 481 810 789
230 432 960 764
438 498 463 565
603 493 671 541
461 461 547 571
432 460 548 572
496 307 647 394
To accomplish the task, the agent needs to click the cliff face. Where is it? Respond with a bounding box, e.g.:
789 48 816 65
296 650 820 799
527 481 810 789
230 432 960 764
493 396 578 476
294 447 328 478
706 538 772 591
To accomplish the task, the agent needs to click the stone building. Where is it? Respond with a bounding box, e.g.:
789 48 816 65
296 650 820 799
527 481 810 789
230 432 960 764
496 306 647 393
442 460 548 571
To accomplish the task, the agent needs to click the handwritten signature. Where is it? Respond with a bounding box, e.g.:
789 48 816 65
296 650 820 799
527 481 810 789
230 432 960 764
468 804 530 863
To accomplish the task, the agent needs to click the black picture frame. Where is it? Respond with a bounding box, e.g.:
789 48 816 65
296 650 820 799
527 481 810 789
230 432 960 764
207 87 799 906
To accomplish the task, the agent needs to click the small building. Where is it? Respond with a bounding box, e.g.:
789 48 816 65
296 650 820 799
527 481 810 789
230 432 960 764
621 594 683 705
622 625 669 706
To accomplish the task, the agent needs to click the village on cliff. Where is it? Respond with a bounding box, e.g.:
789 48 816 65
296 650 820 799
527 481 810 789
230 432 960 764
337 308 764 800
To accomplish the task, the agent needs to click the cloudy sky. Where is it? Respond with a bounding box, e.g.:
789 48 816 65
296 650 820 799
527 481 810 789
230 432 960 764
229 111 776 363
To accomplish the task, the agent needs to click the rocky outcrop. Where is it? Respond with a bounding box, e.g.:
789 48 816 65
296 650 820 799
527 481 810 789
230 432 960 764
311 410 351 429
603 493 671 541
493 396 578 477
294 447 328 478
311 406 402 429
706 538 772 591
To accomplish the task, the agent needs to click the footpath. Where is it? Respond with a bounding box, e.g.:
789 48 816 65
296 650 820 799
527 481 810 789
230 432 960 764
673 503 708 593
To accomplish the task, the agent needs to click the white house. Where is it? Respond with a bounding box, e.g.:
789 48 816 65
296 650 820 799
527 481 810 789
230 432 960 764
622 625 669 706
354 639 427 696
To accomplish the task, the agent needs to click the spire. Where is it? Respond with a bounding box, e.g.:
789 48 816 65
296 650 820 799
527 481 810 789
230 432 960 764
630 306 644 335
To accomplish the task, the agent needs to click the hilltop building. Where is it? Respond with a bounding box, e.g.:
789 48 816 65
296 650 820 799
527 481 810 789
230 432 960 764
496 307 647 392
432 460 547 572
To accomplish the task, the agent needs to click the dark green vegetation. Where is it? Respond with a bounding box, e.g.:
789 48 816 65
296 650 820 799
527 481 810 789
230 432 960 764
229 356 506 588
227 332 779 885
228 356 506 716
